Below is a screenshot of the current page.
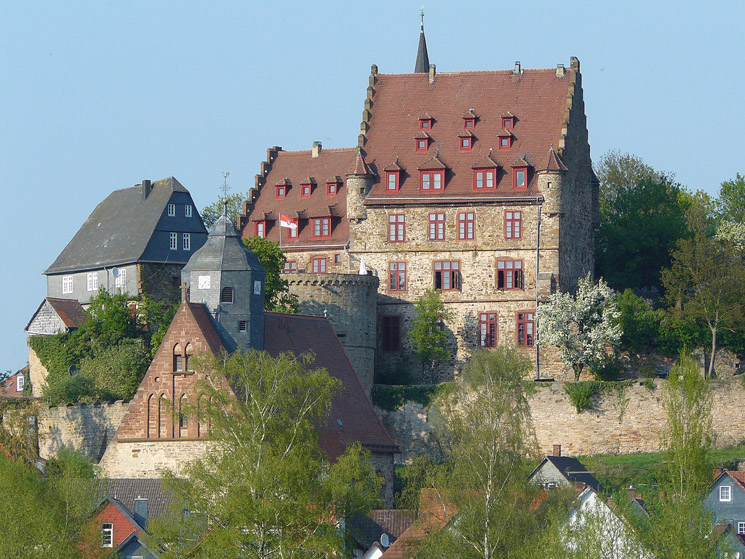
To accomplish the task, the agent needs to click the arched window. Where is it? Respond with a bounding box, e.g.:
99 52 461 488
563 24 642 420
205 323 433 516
173 344 183 372
220 287 234 304
158 395 169 438
184 343 193 371
179 394 188 437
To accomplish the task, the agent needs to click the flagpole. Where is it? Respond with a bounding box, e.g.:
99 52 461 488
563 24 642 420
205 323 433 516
279 216 282 249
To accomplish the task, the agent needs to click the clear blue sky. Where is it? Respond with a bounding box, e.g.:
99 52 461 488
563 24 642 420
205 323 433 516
2 0 744 371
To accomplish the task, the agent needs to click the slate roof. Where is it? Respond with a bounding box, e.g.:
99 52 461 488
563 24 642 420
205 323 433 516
414 23 429 73
361 65 577 205
46 177 203 274
349 509 415 550
182 214 263 274
245 148 358 247
25 297 88 332
530 455 601 492
96 478 172 521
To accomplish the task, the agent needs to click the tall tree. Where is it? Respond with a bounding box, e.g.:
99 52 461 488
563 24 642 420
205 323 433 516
408 289 454 380
661 235 745 378
201 192 247 229
718 172 745 224
595 150 665 215
243 236 299 313
537 273 622 381
149 350 382 559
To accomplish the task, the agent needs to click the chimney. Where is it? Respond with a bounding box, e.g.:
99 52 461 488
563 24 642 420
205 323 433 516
714 467 724 480
626 486 637 503
134 498 148 526
513 61 521 75
556 64 566 78
312 141 322 158
428 64 436 84
553 444 561 457
141 179 152 200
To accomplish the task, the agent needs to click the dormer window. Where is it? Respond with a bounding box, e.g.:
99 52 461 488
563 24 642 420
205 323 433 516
418 113 433 130
498 130 514 150
511 159 530 190
300 183 313 197
502 112 515 129
254 221 266 238
418 156 447 192
276 185 286 199
384 161 403 191
414 132 431 152
458 131 474 151
462 110 477 129
471 154 499 190
312 217 331 239
326 179 340 197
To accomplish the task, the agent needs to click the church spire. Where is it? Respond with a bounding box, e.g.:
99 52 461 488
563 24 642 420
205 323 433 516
414 8 429 73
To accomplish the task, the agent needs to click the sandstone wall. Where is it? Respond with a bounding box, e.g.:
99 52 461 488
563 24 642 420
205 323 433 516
38 401 129 461
378 378 745 463
99 438 209 478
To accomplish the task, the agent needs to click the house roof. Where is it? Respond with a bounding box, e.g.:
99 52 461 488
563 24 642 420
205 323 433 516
0 367 27 399
714 470 745 491
96 478 173 522
263 312 399 457
361 65 577 205
181 214 263 274
349 509 416 550
529 455 601 492
45 177 198 274
245 148 358 247
25 297 88 332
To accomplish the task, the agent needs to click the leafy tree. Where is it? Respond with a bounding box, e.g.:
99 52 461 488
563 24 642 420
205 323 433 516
615 289 666 354
419 348 556 559
408 289 454 380
716 221 745 251
596 175 691 291
661 235 745 378
718 172 745 224
149 349 382 558
78 339 150 401
595 149 665 215
201 192 247 229
244 236 299 313
537 273 622 381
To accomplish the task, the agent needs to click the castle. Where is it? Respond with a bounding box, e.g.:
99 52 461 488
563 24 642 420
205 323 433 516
239 23 598 383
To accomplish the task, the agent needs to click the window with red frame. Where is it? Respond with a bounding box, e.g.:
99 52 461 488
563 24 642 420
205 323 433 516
464 118 475 129
382 315 401 352
389 262 407 291
497 260 523 290
287 218 298 239
386 171 400 191
428 213 446 240
415 138 428 152
434 260 460 291
505 210 521 239
473 168 496 190
388 214 405 242
420 170 444 192
312 257 327 273
282 260 297 273
458 212 475 240
499 136 512 150
460 136 472 151
312 217 331 238
502 116 514 129
479 312 498 347
419 117 432 130
276 185 286 199
254 221 266 238
513 167 527 189
517 311 535 346
326 182 339 197
300 183 312 197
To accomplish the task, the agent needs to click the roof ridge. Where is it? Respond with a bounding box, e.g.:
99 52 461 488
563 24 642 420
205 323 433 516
377 67 568 78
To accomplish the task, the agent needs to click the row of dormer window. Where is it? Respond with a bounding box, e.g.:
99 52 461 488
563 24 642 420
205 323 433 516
254 216 333 240
387 210 522 243
416 111 517 152
418 111 515 131
275 178 341 200
386 163 529 192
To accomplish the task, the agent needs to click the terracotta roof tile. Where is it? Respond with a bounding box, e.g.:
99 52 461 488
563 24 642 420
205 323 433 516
417 155 447 170
457 129 475 138
384 160 404 172
246 148 358 247
545 145 568 172
46 298 88 328
347 149 373 176
413 131 432 140
0 368 27 399
511 157 531 167
462 109 478 119
471 153 500 169
497 129 516 138
362 68 574 205
349 509 416 549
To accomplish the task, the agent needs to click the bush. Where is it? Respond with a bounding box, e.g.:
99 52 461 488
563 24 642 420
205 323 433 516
590 357 622 381
615 290 665 354
641 378 656 391
564 381 603 413
377 359 413 386
78 340 150 401
371 383 454 412
656 313 707 356
43 375 97 406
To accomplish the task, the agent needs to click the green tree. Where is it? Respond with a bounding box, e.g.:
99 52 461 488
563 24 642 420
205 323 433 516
718 172 745 224
201 192 247 229
661 235 745 378
243 236 299 313
78 339 150 401
149 349 382 558
595 149 665 215
537 273 622 381
408 289 454 380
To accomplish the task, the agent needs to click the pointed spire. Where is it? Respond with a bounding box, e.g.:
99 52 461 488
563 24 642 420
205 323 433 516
415 8 430 73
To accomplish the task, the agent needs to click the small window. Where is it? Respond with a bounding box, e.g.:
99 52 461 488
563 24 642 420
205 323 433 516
473 168 496 190
420 120 430 130
312 217 331 239
428 213 446 241
464 119 475 129
16 374 24 392
167 203 175 216
460 136 472 151
221 287 234 303
386 171 400 191
497 260 523 290
458 212 475 240
434 261 460 291
300 183 312 197
388 262 406 292
517 311 535 346
185 343 193 371
499 136 512 150
238 320 247 332
416 138 428 152
255 221 266 238
86 272 98 292
326 182 338 197
276 185 286 199
185 204 192 217
420 170 444 191
183 233 191 251
382 316 401 352
502 116 514 129
721 485 732 502
739 522 745 535
388 214 405 242
173 344 183 372
479 312 498 347
101 523 114 548
62 275 73 294
115 268 127 291
312 257 327 273
334 253 341 263
282 261 297 273
505 211 522 239
513 167 527 189
170 232 178 250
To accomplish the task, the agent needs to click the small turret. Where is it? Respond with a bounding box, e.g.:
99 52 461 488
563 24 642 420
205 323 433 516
346 148 375 222
414 9 430 73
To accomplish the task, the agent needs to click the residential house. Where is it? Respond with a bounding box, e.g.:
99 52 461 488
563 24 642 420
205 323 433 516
707 470 745 537
349 509 415 559
0 367 29 399
528 444 601 492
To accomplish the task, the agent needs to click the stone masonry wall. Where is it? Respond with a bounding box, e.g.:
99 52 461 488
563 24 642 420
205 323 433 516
378 378 745 463
38 401 129 461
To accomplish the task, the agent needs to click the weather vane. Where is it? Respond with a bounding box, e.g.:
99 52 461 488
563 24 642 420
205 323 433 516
221 171 230 199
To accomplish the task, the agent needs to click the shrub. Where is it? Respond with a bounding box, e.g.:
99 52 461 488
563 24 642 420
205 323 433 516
78 340 150 401
377 359 414 386
43 375 97 406
641 378 656 391
371 383 454 412
564 381 603 413
615 290 665 354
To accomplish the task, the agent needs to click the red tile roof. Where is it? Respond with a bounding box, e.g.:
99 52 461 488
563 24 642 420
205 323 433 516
362 68 576 205
0 368 27 398
47 298 88 328
245 148 359 247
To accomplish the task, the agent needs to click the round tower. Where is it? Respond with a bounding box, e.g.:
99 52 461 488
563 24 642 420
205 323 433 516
181 214 266 352
346 148 375 222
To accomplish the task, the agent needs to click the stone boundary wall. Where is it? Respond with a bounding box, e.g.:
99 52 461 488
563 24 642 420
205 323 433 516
377 378 745 463
38 401 129 461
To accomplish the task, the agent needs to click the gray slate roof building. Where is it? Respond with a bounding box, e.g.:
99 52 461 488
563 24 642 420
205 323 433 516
528 453 601 492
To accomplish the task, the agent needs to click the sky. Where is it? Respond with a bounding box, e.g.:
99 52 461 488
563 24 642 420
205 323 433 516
1 0 744 371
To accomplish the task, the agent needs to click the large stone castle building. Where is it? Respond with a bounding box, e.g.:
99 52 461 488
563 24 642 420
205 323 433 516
240 27 598 382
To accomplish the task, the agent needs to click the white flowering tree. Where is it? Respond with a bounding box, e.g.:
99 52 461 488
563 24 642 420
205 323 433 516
537 273 622 381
